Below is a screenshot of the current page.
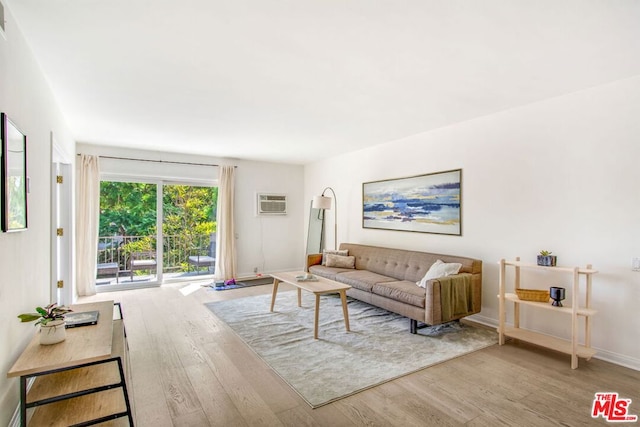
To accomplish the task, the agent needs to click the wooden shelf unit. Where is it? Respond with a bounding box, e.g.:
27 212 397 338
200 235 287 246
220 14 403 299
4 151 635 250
497 258 598 369
7 301 134 426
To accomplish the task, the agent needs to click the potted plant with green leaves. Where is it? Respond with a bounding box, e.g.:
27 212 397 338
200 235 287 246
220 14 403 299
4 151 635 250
537 250 557 267
18 303 73 345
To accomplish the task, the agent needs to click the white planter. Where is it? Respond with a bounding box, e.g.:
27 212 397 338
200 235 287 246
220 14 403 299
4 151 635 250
40 320 66 345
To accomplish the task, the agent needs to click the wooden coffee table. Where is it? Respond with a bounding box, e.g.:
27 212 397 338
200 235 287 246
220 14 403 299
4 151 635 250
270 271 351 339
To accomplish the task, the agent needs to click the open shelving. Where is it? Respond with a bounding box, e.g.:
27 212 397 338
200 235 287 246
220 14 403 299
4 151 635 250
497 258 598 369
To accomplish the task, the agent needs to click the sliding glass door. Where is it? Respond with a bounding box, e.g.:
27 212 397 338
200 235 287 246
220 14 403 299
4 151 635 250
96 180 217 288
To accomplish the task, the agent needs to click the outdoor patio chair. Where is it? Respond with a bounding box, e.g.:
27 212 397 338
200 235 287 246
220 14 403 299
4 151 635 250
129 251 157 280
97 262 120 283
187 247 215 274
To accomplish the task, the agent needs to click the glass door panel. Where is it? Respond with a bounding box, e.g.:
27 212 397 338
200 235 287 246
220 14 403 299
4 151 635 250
162 184 217 279
97 181 158 286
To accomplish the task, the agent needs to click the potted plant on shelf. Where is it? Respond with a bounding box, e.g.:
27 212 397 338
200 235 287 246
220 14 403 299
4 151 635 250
537 250 557 267
18 303 73 345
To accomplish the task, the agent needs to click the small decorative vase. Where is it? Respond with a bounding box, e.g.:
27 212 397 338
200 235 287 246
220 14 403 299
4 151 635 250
549 287 566 307
40 320 66 345
537 255 557 267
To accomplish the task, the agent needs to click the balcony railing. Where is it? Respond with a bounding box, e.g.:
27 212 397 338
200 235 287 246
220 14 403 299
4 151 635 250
97 234 215 276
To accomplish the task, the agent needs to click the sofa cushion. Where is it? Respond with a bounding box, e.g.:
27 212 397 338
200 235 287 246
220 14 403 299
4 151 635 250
309 265 352 281
325 254 356 269
371 281 426 308
322 249 348 265
334 270 395 292
346 246 413 280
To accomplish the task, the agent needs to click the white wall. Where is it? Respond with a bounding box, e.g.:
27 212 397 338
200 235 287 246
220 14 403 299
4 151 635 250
306 76 640 370
78 143 305 279
0 4 75 424
233 159 305 275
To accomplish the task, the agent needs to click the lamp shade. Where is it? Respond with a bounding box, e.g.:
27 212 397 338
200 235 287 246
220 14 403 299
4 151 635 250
312 195 332 210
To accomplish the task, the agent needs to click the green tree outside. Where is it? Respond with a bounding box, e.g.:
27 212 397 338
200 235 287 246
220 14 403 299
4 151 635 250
163 184 217 272
99 182 157 237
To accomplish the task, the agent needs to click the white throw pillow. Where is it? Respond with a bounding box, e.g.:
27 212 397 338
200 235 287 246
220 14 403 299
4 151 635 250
416 259 462 288
322 249 348 265
325 254 356 269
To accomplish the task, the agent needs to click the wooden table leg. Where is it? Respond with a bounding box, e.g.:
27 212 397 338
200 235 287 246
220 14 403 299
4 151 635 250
339 290 350 332
270 279 280 312
297 288 302 307
314 294 320 339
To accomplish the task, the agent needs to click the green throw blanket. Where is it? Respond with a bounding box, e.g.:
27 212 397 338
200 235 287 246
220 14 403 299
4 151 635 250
438 274 473 322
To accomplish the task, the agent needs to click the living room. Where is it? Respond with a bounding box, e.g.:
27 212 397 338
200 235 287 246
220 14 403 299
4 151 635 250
1 1 639 425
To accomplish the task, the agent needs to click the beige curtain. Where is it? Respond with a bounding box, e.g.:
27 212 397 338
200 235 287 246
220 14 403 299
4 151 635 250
215 165 237 280
76 155 100 296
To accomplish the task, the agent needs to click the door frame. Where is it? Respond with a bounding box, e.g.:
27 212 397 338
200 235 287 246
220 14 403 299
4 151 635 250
51 137 73 305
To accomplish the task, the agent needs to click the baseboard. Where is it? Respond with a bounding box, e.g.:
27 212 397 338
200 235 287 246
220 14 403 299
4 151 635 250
8 377 34 427
593 349 640 371
8 406 19 427
236 273 272 282
465 314 640 371
466 314 498 329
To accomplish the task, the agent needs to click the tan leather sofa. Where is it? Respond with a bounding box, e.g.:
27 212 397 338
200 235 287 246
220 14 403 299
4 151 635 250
307 243 482 333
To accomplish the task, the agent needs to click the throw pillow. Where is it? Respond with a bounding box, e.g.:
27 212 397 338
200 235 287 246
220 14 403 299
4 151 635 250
416 259 462 288
322 249 348 265
325 254 356 269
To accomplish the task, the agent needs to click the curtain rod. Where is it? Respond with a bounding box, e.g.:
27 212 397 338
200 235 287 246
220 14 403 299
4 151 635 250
76 154 236 168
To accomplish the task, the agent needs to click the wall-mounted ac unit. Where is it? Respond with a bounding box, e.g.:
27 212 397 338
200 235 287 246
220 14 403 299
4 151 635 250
257 193 287 215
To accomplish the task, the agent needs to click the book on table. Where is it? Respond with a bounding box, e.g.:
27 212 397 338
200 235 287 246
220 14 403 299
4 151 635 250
295 274 319 282
65 310 100 328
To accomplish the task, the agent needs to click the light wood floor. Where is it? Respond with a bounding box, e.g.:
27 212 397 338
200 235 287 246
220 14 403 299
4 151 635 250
78 282 640 426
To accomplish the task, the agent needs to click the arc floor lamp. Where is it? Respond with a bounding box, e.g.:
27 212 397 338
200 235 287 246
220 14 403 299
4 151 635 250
312 187 337 250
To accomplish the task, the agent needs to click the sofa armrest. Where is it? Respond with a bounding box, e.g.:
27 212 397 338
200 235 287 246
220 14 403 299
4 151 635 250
424 273 482 325
306 253 323 272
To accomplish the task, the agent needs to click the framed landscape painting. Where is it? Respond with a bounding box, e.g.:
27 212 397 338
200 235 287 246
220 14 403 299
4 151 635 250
362 169 462 236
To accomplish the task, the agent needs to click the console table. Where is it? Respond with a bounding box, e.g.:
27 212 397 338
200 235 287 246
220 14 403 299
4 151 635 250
7 300 134 426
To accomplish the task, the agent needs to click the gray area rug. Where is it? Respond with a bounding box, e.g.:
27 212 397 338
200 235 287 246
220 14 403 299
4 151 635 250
205 291 497 408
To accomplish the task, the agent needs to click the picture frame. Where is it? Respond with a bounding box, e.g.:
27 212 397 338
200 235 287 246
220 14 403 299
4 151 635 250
1 113 28 232
363 169 462 236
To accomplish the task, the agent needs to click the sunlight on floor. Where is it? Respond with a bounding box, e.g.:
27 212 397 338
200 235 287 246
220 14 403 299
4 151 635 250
178 281 209 296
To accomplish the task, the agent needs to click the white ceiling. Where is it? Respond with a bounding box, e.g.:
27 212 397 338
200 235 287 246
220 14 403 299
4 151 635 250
6 1 640 165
